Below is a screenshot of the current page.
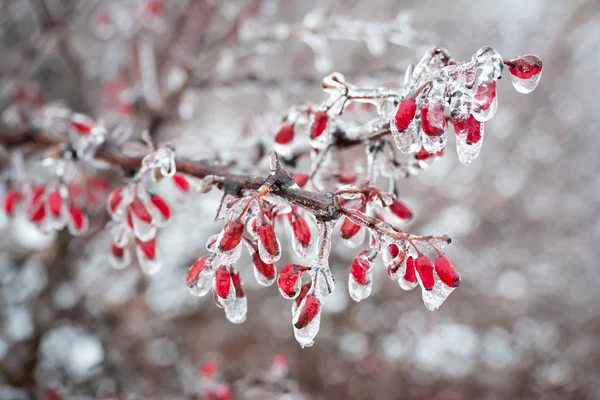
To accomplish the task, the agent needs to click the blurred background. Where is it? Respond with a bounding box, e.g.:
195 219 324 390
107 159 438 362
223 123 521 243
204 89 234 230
0 0 599 398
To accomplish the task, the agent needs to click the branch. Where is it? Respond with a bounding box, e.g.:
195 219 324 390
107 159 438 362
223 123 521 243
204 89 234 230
0 128 347 221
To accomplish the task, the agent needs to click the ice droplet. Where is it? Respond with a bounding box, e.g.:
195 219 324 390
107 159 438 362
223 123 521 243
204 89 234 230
391 118 420 154
422 131 447 154
348 272 372 302
136 246 160 275
473 95 498 123
224 296 247 324
109 245 131 269
130 211 157 242
420 272 455 311
291 231 312 258
456 125 485 165
510 72 541 94
343 226 366 249
189 267 214 297
472 46 504 80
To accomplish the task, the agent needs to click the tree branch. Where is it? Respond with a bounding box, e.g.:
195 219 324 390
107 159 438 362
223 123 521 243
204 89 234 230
0 128 348 221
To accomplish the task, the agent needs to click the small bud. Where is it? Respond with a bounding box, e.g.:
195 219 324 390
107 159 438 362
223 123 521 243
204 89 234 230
394 98 417 132
274 124 295 144
415 256 435 291
434 255 461 288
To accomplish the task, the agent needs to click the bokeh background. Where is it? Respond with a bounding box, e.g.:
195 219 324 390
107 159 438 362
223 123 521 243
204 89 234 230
0 0 599 398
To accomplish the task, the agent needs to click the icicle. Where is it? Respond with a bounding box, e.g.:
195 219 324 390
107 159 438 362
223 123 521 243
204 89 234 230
348 250 373 302
136 238 160 275
186 256 215 297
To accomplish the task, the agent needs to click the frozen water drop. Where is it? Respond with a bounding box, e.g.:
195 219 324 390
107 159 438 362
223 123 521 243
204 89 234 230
348 273 372 302
456 128 484 165
423 131 447 154
510 73 541 94
420 273 455 311
391 118 420 154
224 296 247 324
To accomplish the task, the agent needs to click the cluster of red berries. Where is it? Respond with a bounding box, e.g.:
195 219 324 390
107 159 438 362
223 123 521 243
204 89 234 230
107 173 190 273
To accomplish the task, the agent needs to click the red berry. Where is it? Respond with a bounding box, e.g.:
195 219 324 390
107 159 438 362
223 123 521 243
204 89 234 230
30 185 45 206
256 223 280 257
251 252 275 280
310 111 329 139
350 252 371 285
389 200 413 220
295 282 312 307
404 257 417 283
214 267 231 299
70 119 93 135
293 173 309 188
294 295 321 329
30 201 46 223
137 238 157 260
48 191 63 216
274 124 295 144
506 55 543 79
150 194 171 219
172 173 190 192
415 256 435 291
108 187 123 212
434 255 460 288
452 114 482 144
394 98 417 132
474 80 496 111
130 198 152 223
278 264 307 297
292 217 311 247
145 0 163 16
69 204 86 230
4 190 22 216
200 361 219 377
338 173 357 184
420 103 446 136
186 256 207 287
340 217 361 239
218 219 245 252
111 243 125 259
230 269 244 298
388 244 400 258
